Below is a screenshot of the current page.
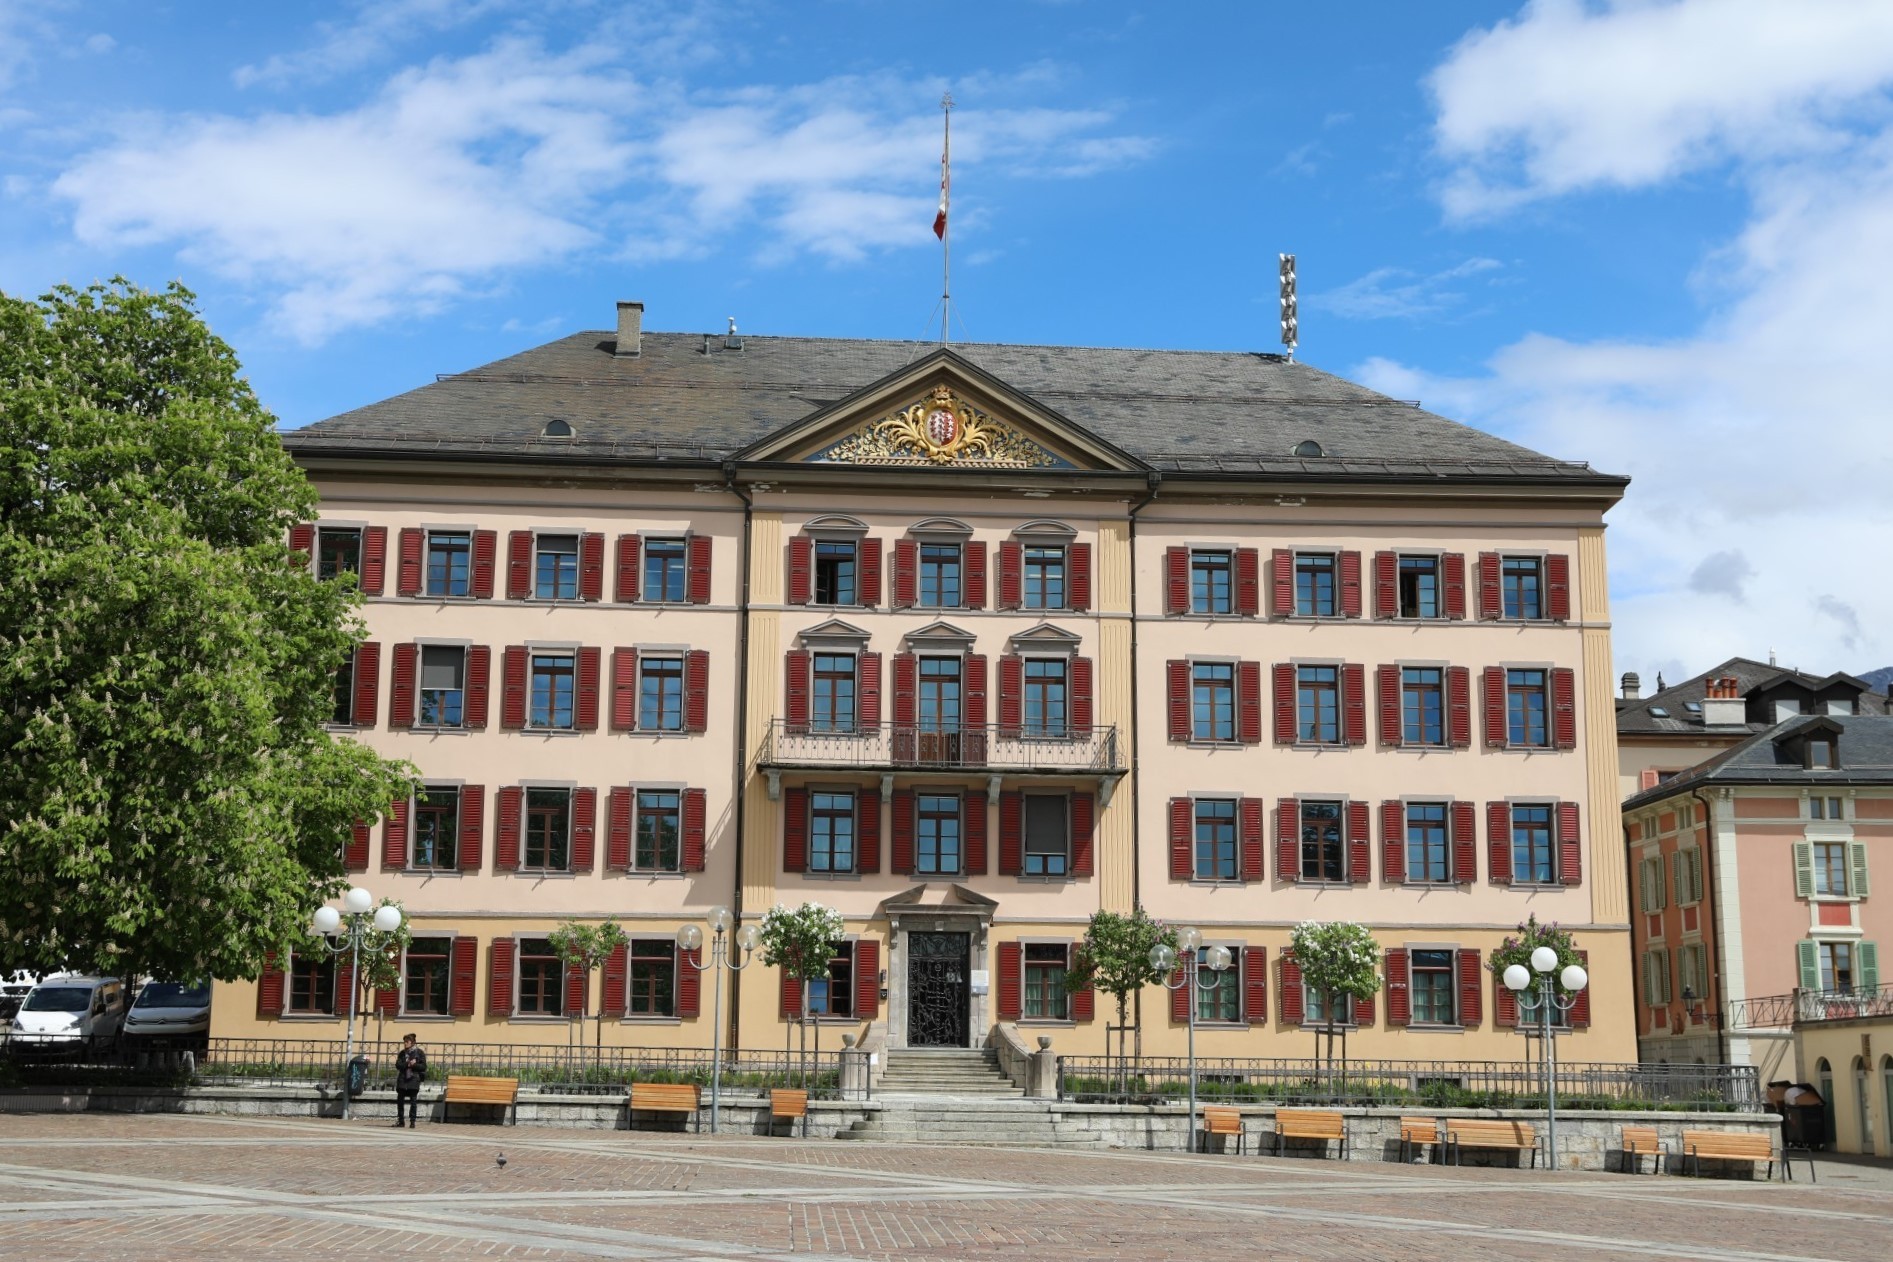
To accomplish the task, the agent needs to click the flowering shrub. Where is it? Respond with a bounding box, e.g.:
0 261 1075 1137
1489 914 1582 992
759 902 845 982
1288 920 1382 1008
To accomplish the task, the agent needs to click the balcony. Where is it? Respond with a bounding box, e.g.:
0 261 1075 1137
1725 985 1893 1030
756 720 1123 779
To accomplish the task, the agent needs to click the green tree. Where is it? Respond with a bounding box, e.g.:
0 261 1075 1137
547 918 629 1063
1066 907 1178 1092
1288 920 1382 1080
0 278 415 988
317 897 410 1047
758 902 844 1081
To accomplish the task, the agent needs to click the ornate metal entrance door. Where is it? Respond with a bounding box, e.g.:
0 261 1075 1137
906 931 970 1047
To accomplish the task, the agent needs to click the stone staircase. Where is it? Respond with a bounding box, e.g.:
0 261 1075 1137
876 1048 1022 1097
836 1048 1102 1146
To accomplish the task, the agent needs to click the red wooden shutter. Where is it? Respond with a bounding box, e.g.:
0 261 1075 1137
999 791 1023 876
1496 975 1518 1028
687 535 712 604
489 938 515 1017
397 528 423 595
1277 799 1300 879
1386 949 1411 1025
1270 548 1294 615
782 787 808 873
465 645 491 728
1447 666 1471 748
1347 800 1371 883
683 650 709 733
496 786 522 871
1071 656 1094 736
1339 550 1363 618
1353 989 1375 1027
1169 798 1193 880
859 537 882 606
893 652 917 731
375 980 398 1018
607 788 632 870
1477 552 1501 619
892 539 918 608
471 529 497 599
345 820 371 872
390 642 416 727
964 790 989 876
1373 551 1398 617
615 534 641 602
997 540 1022 610
1482 666 1507 747
506 530 532 599
1458 948 1483 1027
1571 949 1591 1026
611 647 639 731
353 640 381 727
1164 547 1189 614
360 526 387 595
1280 954 1304 1025
1382 801 1406 884
1558 801 1583 885
1451 801 1477 883
1070 793 1095 877
1240 797 1264 882
1068 542 1092 611
564 961 587 1017
1488 801 1513 884
450 937 478 1016
857 789 881 873
779 967 803 1018
784 649 810 734
572 787 597 873
1342 662 1367 746
1243 946 1268 1024
575 646 601 731
1552 668 1577 749
963 653 988 739
579 532 604 601
1272 663 1297 744
383 797 409 869
1377 665 1401 747
1638 768 1661 791
682 788 707 873
787 535 813 604
459 784 484 872
1235 547 1260 617
891 789 916 875
854 940 880 1019
334 955 354 1017
1442 552 1467 619
676 946 702 1018
1071 946 1095 1020
1237 661 1263 744
963 541 987 609
256 953 285 1017
858 651 881 730
1170 957 1192 1022
501 647 528 729
1166 660 1190 741
997 942 1023 1020
1546 553 1571 621
602 944 628 1018
998 655 1024 739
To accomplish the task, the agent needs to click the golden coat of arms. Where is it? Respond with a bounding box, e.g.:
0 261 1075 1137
874 384 994 463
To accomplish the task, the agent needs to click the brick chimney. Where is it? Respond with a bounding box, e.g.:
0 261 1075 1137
1621 672 1641 700
614 300 643 357
1701 675 1745 726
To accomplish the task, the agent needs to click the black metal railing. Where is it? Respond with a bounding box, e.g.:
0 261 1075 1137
1727 985 1893 1029
1056 1055 1761 1112
759 720 1122 774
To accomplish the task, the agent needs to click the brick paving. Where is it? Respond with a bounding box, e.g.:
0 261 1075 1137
0 1114 1888 1260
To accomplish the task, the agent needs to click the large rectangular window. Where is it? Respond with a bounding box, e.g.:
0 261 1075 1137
530 652 575 730
1195 798 1237 881
811 653 857 734
1192 662 1235 742
518 938 563 1016
1506 669 1549 747
524 788 571 871
426 531 470 597
1810 796 1845 820
317 528 361 582
404 937 451 1016
1191 550 1232 615
1398 555 1439 618
412 785 459 871
1023 546 1066 610
1405 803 1450 883
639 656 684 732
806 942 855 1016
1197 953 1241 1023
331 649 357 725
1411 949 1456 1025
1295 552 1337 617
1300 800 1345 882
813 540 857 606
1305 986 1353 1027
1402 667 1445 746
1511 804 1555 885
1297 665 1340 744
1024 658 1068 738
635 790 681 872
534 534 579 600
810 791 856 874
286 952 336 1015
629 939 675 1016
1023 943 1069 1020
918 656 961 734
918 543 962 608
418 645 465 727
1023 794 1069 877
1813 842 1849 896
1502 556 1544 619
917 794 962 876
1820 941 1855 992
643 538 688 603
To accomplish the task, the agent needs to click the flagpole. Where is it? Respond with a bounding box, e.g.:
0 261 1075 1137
940 92 952 345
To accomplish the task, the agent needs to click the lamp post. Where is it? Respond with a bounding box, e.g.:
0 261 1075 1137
1150 928 1233 1152
677 905 759 1134
311 887 404 1122
1503 946 1588 1170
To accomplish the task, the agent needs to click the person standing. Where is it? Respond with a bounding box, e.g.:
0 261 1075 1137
394 1033 426 1128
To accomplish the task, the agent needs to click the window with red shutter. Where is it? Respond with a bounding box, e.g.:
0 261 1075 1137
784 649 810 734
382 797 409 869
997 941 1023 1020
1234 547 1260 617
687 535 713 604
858 537 882 606
676 946 702 1017
858 652 881 729
449 937 478 1016
256 952 285 1018
787 535 813 604
1347 800 1371 883
347 640 378 728
1070 656 1094 736
684 650 709 733
1068 542 1092 611
615 535 641 603
997 540 1022 610
1280 954 1304 1025
1441 552 1467 619
501 646 528 729
1242 946 1268 1024
1342 663 1366 746
397 528 423 595
1070 944 1096 1021
1069 793 1095 877
1571 949 1591 1026
998 655 1024 739
470 529 497 599
854 940 880 1019
506 530 532 599
611 647 639 731
570 787 596 872
856 789 881 873
1237 661 1263 744
1487 801 1513 884
1377 665 1401 747
783 787 809 873
780 967 803 1018
1339 550 1363 617
577 532 604 601
1482 666 1507 747
345 820 371 872
1166 660 1190 741
964 790 989 876
1353 990 1375 1027
459 785 485 872
607 787 632 870
1271 663 1296 744
1276 799 1299 879
892 539 918 608
496 786 522 871
1270 548 1294 615
356 526 388 595
390 642 417 727
575 646 601 731
1451 800 1477 883
682 788 707 872
1546 553 1571 621
963 653 988 753
1163 547 1189 614
1558 801 1583 885
1168 798 1192 880
1169 958 1191 1023
1458 948 1483 1027
1552 667 1577 749
1496 975 1519 1028
1381 801 1406 884
564 961 588 1017
1477 552 1502 619
999 791 1023 875
1372 551 1397 617
602 943 628 1018
489 938 515 1017
1446 666 1471 748
1386 949 1411 1026
891 789 916 874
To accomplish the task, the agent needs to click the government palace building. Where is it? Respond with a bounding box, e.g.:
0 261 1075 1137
217 300 1635 1064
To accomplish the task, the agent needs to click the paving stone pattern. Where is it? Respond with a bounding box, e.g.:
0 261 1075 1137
1 1114 1888 1261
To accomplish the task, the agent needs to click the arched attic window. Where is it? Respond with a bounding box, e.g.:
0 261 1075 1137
1293 439 1324 458
542 419 573 438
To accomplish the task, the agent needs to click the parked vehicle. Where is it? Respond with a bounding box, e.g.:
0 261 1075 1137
7 976 125 1054
121 980 212 1052
0 974 35 1025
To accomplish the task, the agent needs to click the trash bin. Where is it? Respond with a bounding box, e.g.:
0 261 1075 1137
1766 1081 1827 1150
347 1055 370 1099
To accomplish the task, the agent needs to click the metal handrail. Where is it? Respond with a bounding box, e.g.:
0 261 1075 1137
1726 984 1893 1029
758 720 1123 774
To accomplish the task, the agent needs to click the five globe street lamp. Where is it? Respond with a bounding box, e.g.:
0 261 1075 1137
677 906 761 1133
311 887 405 1122
1503 945 1589 1169
1150 928 1233 1151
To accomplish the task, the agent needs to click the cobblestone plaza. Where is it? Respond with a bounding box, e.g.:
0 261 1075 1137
2 1114 1888 1260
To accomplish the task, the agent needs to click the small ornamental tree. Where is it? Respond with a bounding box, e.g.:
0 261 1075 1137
1288 921 1382 1079
1066 907 1178 1092
759 902 844 1080
341 897 410 1047
548 918 629 1063
1489 914 1581 1043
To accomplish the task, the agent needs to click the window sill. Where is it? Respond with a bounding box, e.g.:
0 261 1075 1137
1406 1023 1466 1033
521 728 586 738
1189 878 1248 888
1400 880 1469 890
407 725 471 735
1290 880 1356 890
412 594 483 603
1296 1022 1358 1031
1018 1019 1076 1028
1018 874 1073 884
509 1014 575 1023
402 869 465 878
622 730 697 739
616 869 687 880
800 871 863 881
513 870 579 880
397 1014 457 1022
619 1015 682 1026
279 1013 343 1021
1290 742 1354 752
1183 740 1247 750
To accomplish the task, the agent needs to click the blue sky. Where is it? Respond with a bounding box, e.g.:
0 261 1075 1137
4 1 1891 683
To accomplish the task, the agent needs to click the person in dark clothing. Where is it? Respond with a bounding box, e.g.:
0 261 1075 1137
394 1033 426 1127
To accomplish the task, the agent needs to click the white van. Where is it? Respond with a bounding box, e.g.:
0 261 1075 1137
122 980 212 1051
8 976 126 1053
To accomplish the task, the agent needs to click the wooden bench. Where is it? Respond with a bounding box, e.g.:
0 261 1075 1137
769 1088 809 1138
442 1075 519 1126
1620 1125 1665 1175
1398 1117 1441 1164
1681 1130 1810 1182
1196 1106 1246 1154
627 1081 701 1132
1445 1118 1537 1168
1271 1109 1348 1160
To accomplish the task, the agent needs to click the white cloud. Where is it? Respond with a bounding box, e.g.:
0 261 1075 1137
233 0 512 89
1314 257 1501 321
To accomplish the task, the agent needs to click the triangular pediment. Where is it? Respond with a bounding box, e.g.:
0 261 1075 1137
1007 623 1084 650
733 349 1146 472
881 882 1000 911
904 620 977 646
796 617 872 643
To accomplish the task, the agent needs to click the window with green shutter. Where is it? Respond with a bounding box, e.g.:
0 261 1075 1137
1850 842 1871 898
1862 942 1880 993
1797 940 1821 992
1794 842 1815 898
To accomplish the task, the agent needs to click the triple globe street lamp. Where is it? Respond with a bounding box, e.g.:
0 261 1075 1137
1150 928 1233 1152
676 905 761 1133
1502 946 1589 1169
311 887 405 1122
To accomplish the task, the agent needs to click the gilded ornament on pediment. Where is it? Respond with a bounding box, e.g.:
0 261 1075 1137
816 384 1060 467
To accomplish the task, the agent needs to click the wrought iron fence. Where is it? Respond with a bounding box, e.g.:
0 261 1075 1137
1725 985 1893 1029
760 720 1122 774
1057 1055 1761 1112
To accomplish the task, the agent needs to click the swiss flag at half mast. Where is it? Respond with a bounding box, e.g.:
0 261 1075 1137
933 150 948 239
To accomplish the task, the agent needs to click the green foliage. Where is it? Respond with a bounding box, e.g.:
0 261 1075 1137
1288 921 1382 1013
547 920 630 978
0 278 415 986
1489 915 1583 994
1066 907 1178 1010
758 902 844 983
327 898 411 1005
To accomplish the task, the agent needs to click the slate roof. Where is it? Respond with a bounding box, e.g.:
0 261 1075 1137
281 330 1626 485
1624 715 1893 809
1616 657 1892 738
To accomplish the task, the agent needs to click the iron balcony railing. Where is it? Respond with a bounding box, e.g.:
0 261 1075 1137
1726 985 1893 1030
758 720 1123 775
1057 1055 1761 1112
